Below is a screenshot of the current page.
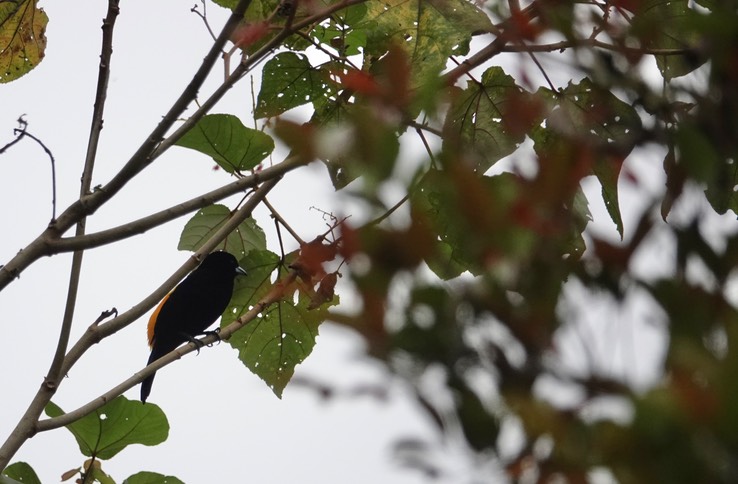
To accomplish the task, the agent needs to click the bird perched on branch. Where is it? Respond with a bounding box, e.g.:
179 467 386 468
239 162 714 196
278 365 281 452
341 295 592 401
141 251 246 403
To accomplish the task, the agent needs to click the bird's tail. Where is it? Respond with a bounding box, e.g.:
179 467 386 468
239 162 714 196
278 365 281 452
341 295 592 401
140 343 172 403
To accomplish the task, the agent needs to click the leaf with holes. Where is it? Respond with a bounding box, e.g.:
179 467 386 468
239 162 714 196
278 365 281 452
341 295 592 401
175 114 273 173
537 80 641 237
357 0 491 86
2 462 40 484
443 67 534 173
255 52 335 118
0 0 47 83
223 250 334 397
178 204 266 259
45 397 168 460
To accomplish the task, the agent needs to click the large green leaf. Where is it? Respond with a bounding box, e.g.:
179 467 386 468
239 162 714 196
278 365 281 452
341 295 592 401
178 204 267 259
223 250 333 397
442 67 533 173
175 114 274 173
255 52 335 118
45 396 168 460
0 0 47 83
1 462 40 484
357 0 491 84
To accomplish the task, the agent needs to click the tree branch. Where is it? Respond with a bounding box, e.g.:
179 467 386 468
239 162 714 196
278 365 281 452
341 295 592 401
48 0 121 397
50 156 307 252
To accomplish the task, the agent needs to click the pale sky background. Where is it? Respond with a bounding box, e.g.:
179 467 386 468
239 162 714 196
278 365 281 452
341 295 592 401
2 1 736 483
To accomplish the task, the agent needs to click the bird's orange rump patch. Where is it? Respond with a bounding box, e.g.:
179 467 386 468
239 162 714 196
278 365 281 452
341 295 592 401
147 293 171 348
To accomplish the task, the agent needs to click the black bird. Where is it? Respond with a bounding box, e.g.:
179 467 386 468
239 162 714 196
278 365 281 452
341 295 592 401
141 251 246 403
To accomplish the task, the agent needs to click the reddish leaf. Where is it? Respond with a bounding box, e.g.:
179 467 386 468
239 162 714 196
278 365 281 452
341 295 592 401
308 272 339 309
273 118 316 163
335 68 381 96
290 237 338 283
338 222 361 260
231 21 270 49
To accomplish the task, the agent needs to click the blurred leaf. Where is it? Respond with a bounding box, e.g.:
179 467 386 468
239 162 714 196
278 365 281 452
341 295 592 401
319 106 400 191
412 168 530 278
592 157 624 239
1 462 40 484
175 114 274 173
255 53 335 118
630 0 706 80
312 3 368 56
178 204 267 259
449 376 500 450
0 0 47 83
45 396 168 460
537 79 641 236
443 67 534 173
393 286 464 363
122 471 185 484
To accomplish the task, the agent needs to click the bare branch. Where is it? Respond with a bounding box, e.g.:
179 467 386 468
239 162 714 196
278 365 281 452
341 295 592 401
51 156 307 252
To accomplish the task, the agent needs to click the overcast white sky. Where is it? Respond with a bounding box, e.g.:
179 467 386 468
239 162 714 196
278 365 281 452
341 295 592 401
3 1 737 483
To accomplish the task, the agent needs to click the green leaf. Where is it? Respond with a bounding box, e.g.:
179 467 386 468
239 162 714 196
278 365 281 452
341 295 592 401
209 0 238 9
175 114 274 173
442 67 531 173
357 0 490 84
630 0 706 80
413 168 532 278
255 53 335 118
178 204 267 259
312 25 366 57
592 158 624 238
0 0 47 83
122 471 185 484
223 250 333 397
223 249 281 322
311 3 367 56
45 396 169 460
1 462 41 484
536 80 641 237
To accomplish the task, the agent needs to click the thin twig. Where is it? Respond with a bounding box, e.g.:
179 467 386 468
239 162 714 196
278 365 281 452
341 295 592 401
0 116 27 155
500 38 692 56
11 123 57 222
525 48 557 91
191 0 218 41
264 197 305 245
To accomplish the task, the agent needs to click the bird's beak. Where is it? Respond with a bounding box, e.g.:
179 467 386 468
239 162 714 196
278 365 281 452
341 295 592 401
236 266 248 277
